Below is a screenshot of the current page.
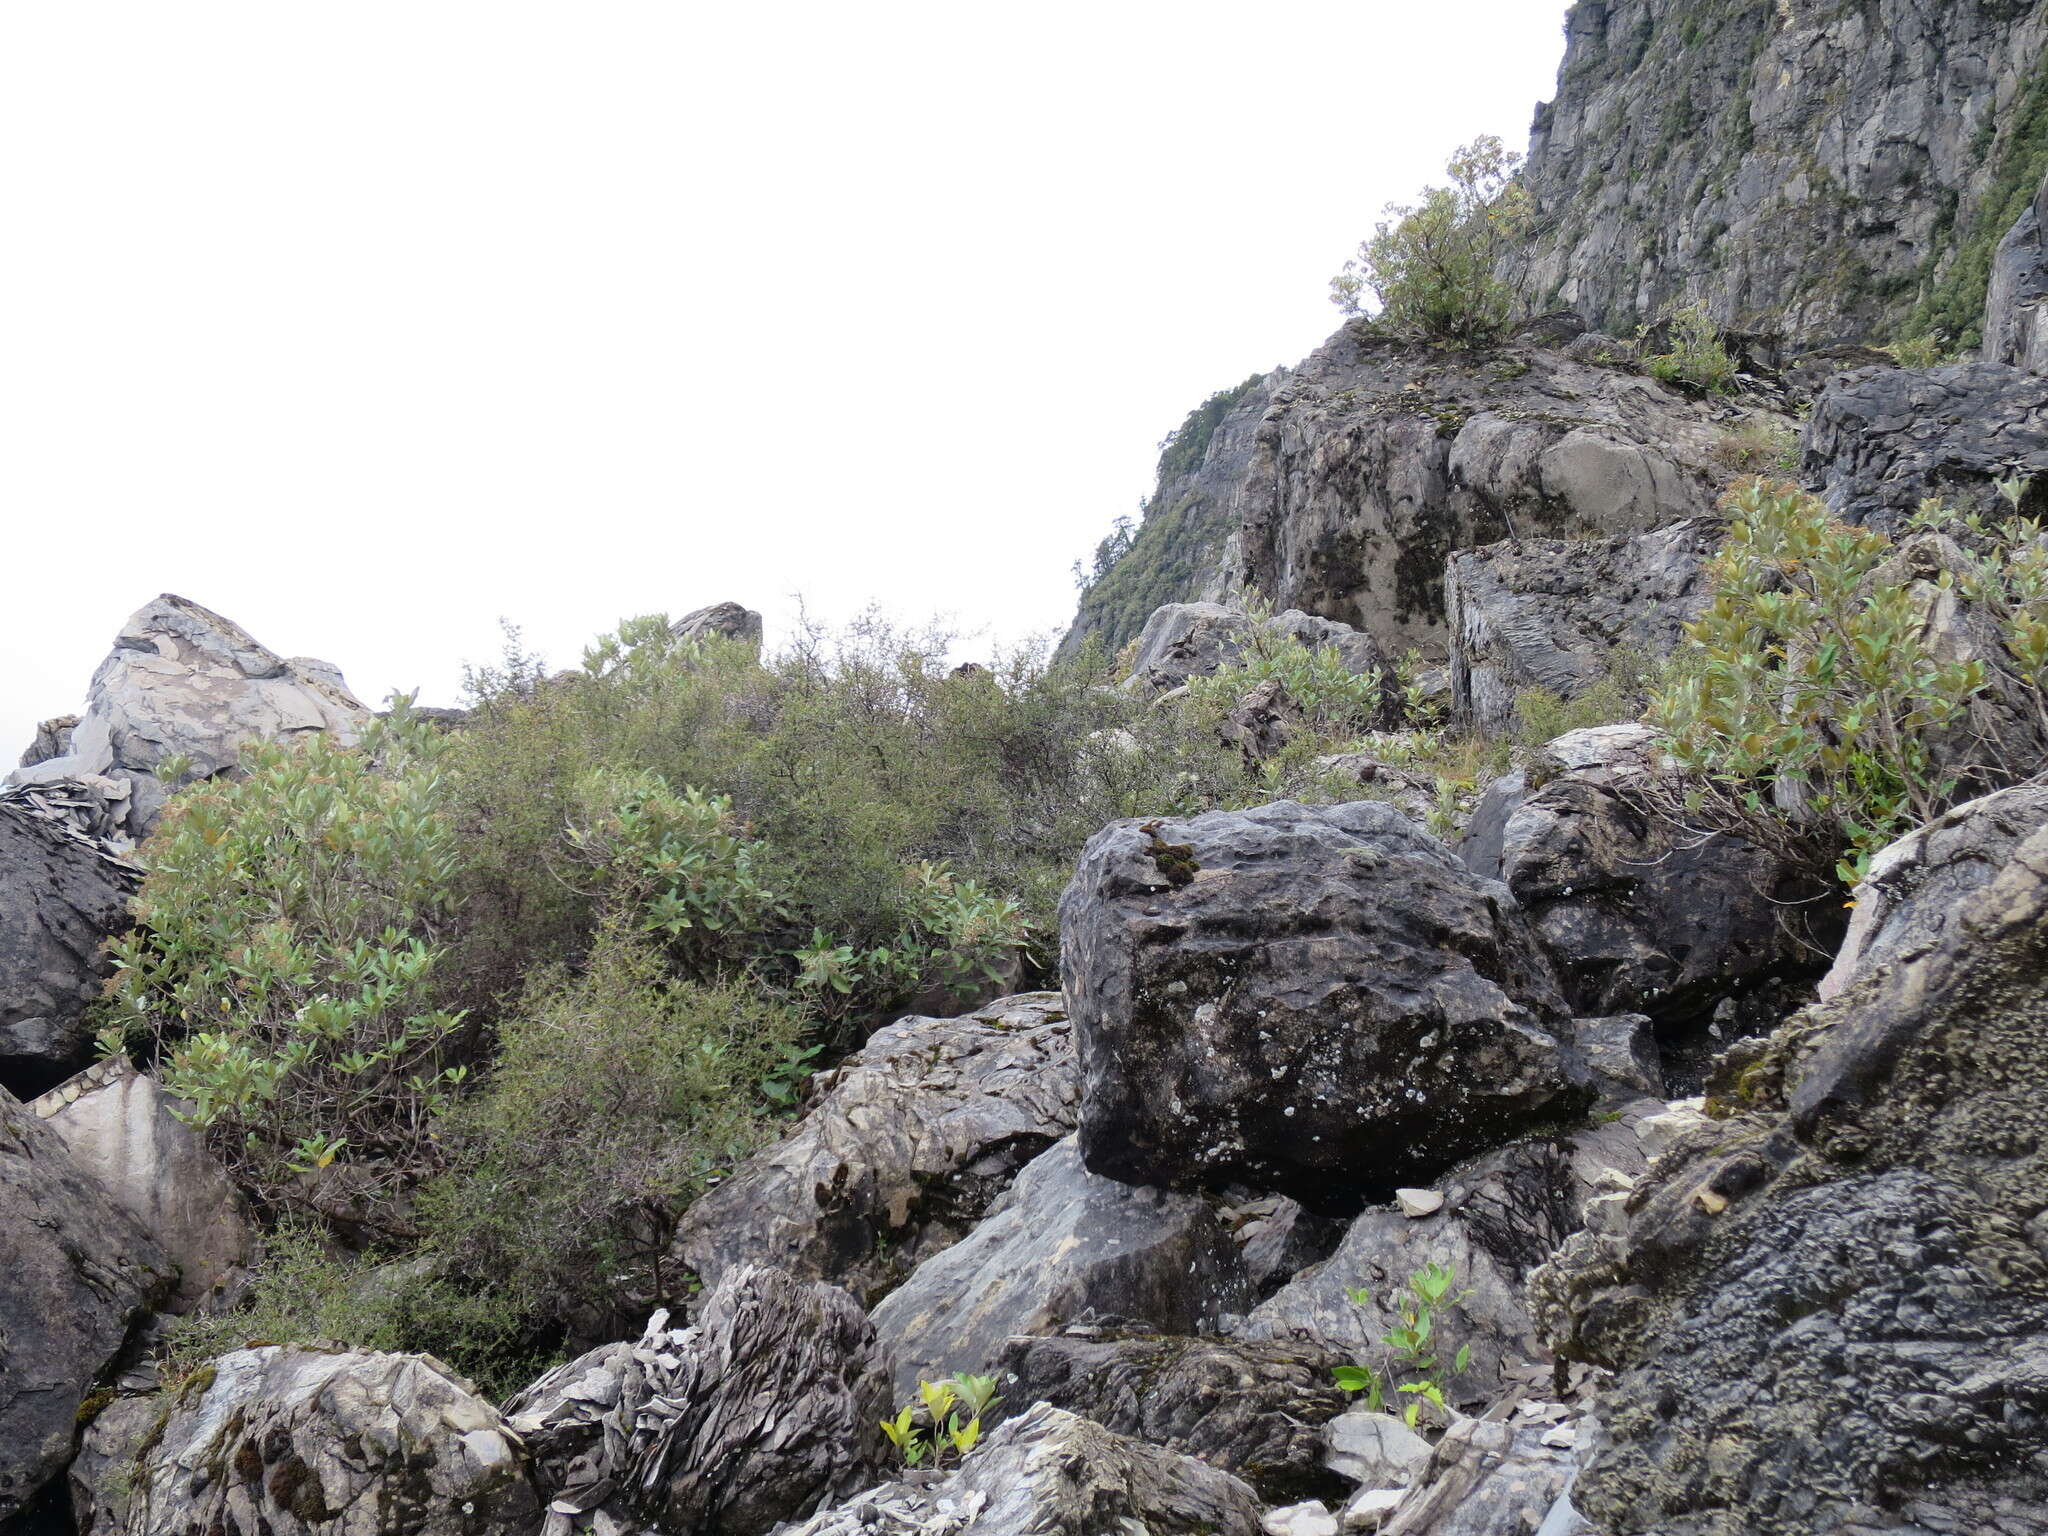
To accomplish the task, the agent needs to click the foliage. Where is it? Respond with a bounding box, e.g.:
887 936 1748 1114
1712 418 1800 482
1332 1262 1474 1428
1643 304 1738 393
1648 480 2048 885
1181 626 1387 736
1884 334 1954 370
880 1375 1001 1469
102 706 464 1230
1329 137 1531 345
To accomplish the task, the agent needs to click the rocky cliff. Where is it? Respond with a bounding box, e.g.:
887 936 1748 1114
1510 0 2048 349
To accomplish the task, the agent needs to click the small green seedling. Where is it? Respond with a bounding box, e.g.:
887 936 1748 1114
1332 1261 1475 1428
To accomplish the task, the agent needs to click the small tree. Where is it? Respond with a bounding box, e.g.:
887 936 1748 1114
1329 137 1531 346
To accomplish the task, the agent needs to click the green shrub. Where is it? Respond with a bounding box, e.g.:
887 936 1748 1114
1332 1261 1474 1426
1329 137 1531 346
103 706 464 1230
1712 418 1800 481
1643 304 1738 393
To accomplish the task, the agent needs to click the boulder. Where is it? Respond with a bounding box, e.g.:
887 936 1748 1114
1322 1408 1432 1490
0 782 142 1095
1985 173 2048 376
1228 1192 1344 1298
17 715 78 769
71 1346 535 1536
504 1265 890 1536
670 601 764 648
1265 1501 1340 1536
1060 800 1590 1209
994 1330 1350 1503
1466 726 1827 1034
1124 602 1383 693
1375 1418 1580 1536
1219 676 1306 762
29 1056 253 1312
1445 520 1721 737
7 595 370 839
667 993 1075 1305
869 1137 1249 1401
1313 754 1439 827
0 1085 172 1522
1821 775 2048 999
1232 1128 1647 1407
1535 823 2048 1533
1802 362 2048 534
778 1403 1264 1536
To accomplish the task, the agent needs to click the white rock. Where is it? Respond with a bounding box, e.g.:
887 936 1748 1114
1264 1499 1341 1536
1393 1187 1443 1218
1343 1487 1407 1530
1323 1408 1433 1488
1635 1097 1708 1160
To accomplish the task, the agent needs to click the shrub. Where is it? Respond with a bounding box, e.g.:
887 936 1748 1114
102 705 464 1231
1643 304 1738 393
1712 418 1800 482
1332 1261 1474 1426
1329 137 1531 346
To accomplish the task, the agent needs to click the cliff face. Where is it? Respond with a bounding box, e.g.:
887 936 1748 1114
1510 0 2048 348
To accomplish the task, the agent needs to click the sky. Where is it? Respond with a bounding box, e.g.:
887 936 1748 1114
0 2 1574 760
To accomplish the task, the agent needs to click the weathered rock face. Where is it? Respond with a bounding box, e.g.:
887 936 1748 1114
1377 1417 1583 1536
869 1137 1249 1402
1064 374 1279 660
30 1056 253 1313
1509 0 2048 346
667 993 1074 1306
1445 520 1721 736
1217 331 1759 659
1466 725 1829 1034
1537 823 2048 1533
1803 362 2048 533
505 1265 890 1536
8 595 369 839
17 716 78 769
1232 1120 1650 1407
0 1085 172 1523
1122 603 1385 694
0 783 142 1096
780 1403 1264 1536
72 1346 535 1536
1821 775 2048 1000
670 600 764 648
1061 800 1590 1209
994 1331 1350 1503
1986 173 2048 376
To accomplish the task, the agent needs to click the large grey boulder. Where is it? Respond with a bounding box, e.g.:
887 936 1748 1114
1820 775 2048 1000
1802 362 2048 533
0 782 142 1095
1464 726 1826 1033
0 1084 172 1522
8 595 370 839
779 1403 1264 1536
667 993 1075 1306
869 1137 1248 1402
670 601 764 648
506 1265 890 1536
30 1055 253 1312
1986 173 2048 376
1445 521 1719 737
994 1331 1350 1503
1533 822 2048 1533
72 1346 535 1536
1060 800 1590 1209
1231 1117 1651 1408
1123 602 1384 694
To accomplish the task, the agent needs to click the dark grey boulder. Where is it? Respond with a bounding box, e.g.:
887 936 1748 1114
666 993 1074 1306
1060 799 1590 1210
994 1331 1350 1503
1 1085 173 1523
1534 822 2048 1534
0 784 141 1096
670 600 763 648
1802 361 2048 533
868 1136 1249 1402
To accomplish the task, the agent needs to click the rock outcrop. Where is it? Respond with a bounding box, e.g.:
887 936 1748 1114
0 782 142 1095
0 1085 172 1522
30 1056 253 1312
1445 521 1720 736
1508 0 2048 346
506 1265 890 1536
1986 174 2048 376
667 993 1074 1305
9 595 370 839
1061 800 1589 1209
994 1331 1350 1503
869 1137 1249 1401
1803 362 2048 533
780 1403 1264 1536
72 1346 535 1536
670 601 764 648
1535 822 2048 1532
17 716 78 769
1121 603 1384 694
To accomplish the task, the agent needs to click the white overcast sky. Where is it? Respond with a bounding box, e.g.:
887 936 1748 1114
1 2 1572 759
